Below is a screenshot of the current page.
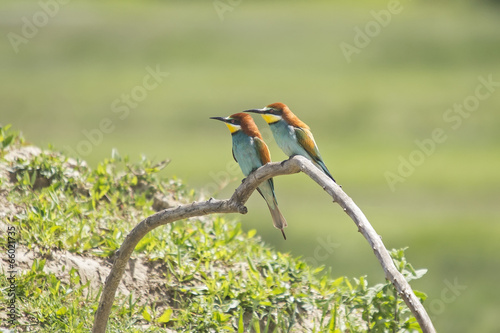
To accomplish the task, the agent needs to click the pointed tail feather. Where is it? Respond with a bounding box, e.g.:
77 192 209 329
280 229 287 240
266 203 288 240
315 159 336 183
257 182 288 240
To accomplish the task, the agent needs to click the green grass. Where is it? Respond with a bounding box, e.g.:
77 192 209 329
1 1 500 332
0 126 425 332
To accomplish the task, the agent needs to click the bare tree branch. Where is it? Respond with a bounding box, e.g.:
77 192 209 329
92 155 435 333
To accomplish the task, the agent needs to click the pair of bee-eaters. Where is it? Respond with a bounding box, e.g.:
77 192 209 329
211 103 336 240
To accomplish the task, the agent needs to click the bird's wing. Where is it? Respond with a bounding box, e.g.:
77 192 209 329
253 137 271 165
254 137 276 199
295 127 336 181
294 127 323 162
231 148 237 163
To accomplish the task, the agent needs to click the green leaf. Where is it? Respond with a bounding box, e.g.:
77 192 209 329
238 310 245 333
135 234 153 252
253 317 261 333
246 255 258 273
413 268 428 279
413 290 428 301
2 134 14 148
213 311 231 323
56 306 68 316
247 229 257 238
157 308 172 323
142 307 152 322
49 225 63 234
313 266 325 274
328 306 336 332
32 258 46 272
331 276 344 288
30 170 37 187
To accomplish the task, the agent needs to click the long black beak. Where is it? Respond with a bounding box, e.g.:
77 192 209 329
243 108 268 114
210 116 228 122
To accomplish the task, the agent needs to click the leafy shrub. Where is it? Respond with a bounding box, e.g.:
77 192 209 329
0 125 427 332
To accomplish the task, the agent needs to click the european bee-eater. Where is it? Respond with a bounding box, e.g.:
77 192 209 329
210 113 288 239
245 102 336 182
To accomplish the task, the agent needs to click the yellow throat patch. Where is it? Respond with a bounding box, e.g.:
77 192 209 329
262 113 281 124
225 122 241 133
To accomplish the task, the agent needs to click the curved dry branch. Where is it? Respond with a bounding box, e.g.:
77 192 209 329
92 155 435 333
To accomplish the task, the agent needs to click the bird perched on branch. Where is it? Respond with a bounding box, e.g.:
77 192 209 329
210 113 288 239
245 103 336 183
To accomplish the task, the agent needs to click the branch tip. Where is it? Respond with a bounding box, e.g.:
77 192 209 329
238 205 248 214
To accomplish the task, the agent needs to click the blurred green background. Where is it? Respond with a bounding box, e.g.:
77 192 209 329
2 0 499 331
